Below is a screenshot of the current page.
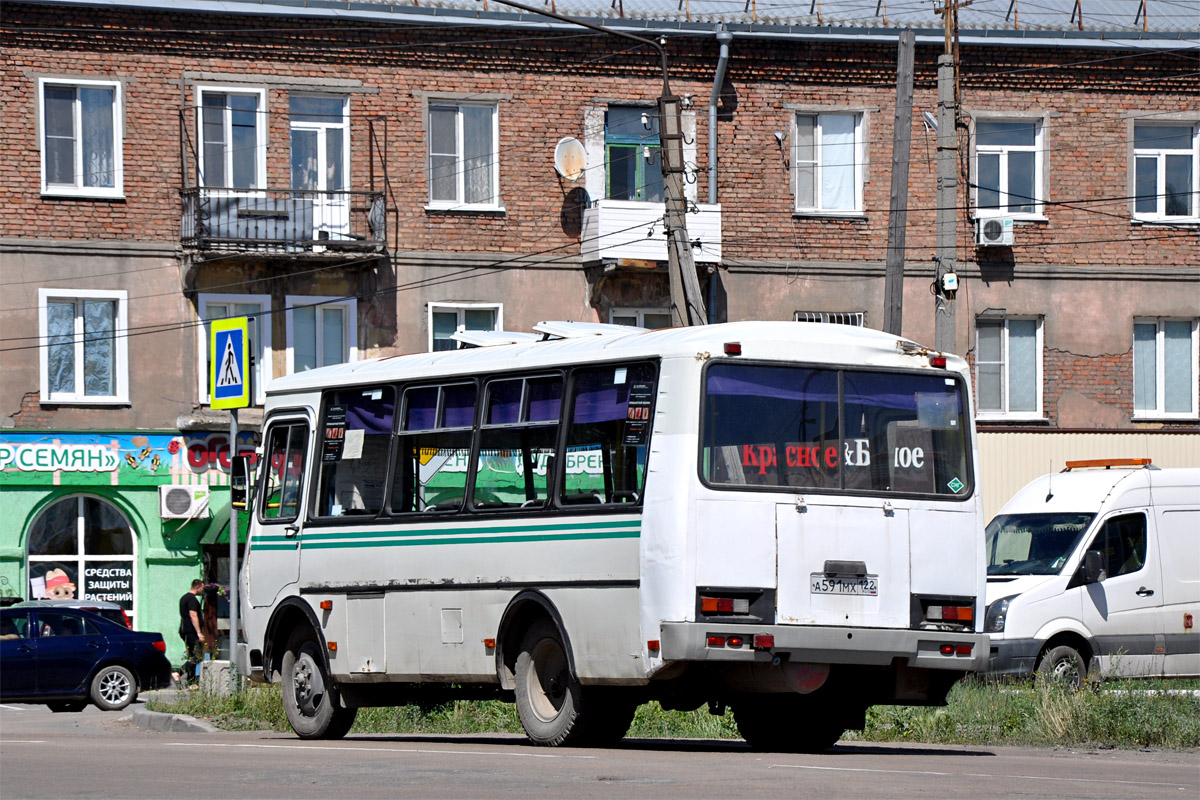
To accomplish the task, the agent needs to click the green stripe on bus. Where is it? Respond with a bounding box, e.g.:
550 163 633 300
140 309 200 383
302 519 641 542
251 519 640 546
301 529 640 550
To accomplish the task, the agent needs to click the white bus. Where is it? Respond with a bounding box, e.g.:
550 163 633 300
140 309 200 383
238 321 988 751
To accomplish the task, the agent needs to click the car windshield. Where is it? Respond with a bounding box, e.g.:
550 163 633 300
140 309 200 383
985 512 1095 575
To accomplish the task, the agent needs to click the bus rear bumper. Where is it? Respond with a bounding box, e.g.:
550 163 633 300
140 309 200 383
660 623 989 673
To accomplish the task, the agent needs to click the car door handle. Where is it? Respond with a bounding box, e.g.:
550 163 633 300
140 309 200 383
284 524 300 539
1136 586 1154 597
17 644 34 653
87 641 104 648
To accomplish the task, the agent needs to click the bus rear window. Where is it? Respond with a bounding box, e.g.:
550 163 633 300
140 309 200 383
701 363 971 497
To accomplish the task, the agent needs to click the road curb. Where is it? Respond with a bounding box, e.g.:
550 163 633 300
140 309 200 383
132 706 219 734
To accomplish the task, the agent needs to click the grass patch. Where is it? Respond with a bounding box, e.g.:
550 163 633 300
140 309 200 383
148 676 1200 749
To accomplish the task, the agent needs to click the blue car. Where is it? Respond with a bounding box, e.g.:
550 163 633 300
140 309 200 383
0 606 172 712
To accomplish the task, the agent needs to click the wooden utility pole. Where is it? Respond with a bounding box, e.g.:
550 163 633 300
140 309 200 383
932 1 970 353
883 29 915 336
488 0 706 325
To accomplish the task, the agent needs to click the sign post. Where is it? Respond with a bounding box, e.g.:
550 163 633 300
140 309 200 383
210 318 250 686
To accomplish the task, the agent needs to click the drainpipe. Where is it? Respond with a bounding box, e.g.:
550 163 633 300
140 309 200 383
708 27 732 206
708 27 732 322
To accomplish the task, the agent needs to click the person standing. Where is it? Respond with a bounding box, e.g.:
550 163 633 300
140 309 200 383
178 579 205 686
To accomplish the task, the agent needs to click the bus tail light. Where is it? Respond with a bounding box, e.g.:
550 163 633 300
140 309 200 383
929 355 947 368
955 644 973 656
939 644 954 656
724 342 742 356
700 596 750 615
753 634 774 649
928 605 973 623
707 635 726 648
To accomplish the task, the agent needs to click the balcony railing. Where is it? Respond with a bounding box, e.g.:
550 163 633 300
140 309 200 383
180 188 386 253
581 199 722 265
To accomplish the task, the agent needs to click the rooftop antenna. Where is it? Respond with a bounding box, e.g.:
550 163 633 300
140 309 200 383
1045 460 1054 503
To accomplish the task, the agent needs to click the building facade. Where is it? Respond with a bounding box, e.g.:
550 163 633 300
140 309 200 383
2 0 1197 657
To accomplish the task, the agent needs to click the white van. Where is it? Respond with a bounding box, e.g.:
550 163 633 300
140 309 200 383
984 459 1200 683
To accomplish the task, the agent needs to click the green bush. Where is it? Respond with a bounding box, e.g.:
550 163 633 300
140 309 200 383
148 676 1200 749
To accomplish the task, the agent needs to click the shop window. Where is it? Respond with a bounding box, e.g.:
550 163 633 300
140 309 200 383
26 496 137 626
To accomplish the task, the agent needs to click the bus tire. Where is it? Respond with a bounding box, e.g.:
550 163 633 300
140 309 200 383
282 633 357 739
1037 645 1087 689
514 619 591 746
734 695 844 753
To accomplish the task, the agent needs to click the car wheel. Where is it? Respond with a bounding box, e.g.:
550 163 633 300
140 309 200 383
47 700 88 713
281 633 356 739
734 695 845 753
514 619 591 746
91 665 137 711
1037 645 1087 689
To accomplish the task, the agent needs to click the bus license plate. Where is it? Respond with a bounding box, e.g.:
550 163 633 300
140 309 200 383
810 574 878 596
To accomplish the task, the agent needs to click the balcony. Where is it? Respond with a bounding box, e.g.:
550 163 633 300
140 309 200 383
180 188 386 255
581 199 722 265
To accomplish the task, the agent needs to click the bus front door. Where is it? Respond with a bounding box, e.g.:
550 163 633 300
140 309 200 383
248 418 311 608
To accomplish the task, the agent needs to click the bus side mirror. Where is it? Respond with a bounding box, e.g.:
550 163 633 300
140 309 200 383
1082 550 1104 584
231 455 252 511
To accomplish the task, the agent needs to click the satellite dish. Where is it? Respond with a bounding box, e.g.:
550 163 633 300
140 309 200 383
553 137 586 182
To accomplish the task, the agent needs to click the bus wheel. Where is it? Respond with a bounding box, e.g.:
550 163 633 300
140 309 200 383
514 619 589 746
734 695 844 753
282 633 357 739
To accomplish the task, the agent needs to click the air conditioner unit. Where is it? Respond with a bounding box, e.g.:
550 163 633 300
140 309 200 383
159 485 210 520
977 217 1015 247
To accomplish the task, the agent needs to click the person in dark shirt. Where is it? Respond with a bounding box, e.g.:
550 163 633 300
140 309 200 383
178 579 205 686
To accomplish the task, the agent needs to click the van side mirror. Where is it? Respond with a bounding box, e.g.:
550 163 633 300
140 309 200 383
1082 549 1104 584
231 455 252 511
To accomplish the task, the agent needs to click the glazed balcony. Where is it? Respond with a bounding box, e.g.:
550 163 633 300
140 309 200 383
581 199 722 265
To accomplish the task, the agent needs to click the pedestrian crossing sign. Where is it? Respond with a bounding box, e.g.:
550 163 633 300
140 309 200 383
211 317 250 409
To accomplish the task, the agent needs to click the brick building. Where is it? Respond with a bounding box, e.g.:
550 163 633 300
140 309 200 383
1 1 1197 646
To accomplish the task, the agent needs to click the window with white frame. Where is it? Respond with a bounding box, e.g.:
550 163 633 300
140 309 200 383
975 317 1043 418
198 294 271 405
610 308 671 329
428 103 499 208
975 119 1043 216
39 78 122 197
38 289 128 404
606 106 663 202
286 296 357 373
793 112 864 214
429 302 501 352
1133 318 1198 418
198 87 265 190
1133 123 1198 220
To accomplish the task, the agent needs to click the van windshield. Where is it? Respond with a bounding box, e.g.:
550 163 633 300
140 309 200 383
985 513 1095 575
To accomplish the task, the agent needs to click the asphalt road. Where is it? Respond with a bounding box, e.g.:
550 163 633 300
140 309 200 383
2 701 1197 800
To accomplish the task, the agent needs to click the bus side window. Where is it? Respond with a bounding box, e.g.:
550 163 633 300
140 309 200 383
391 383 476 514
561 363 656 505
261 422 308 522
475 376 562 510
315 387 395 518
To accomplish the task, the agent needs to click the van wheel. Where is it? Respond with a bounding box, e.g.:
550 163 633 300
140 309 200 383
514 619 595 746
734 695 844 752
91 665 137 711
1037 645 1087 689
281 633 357 739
